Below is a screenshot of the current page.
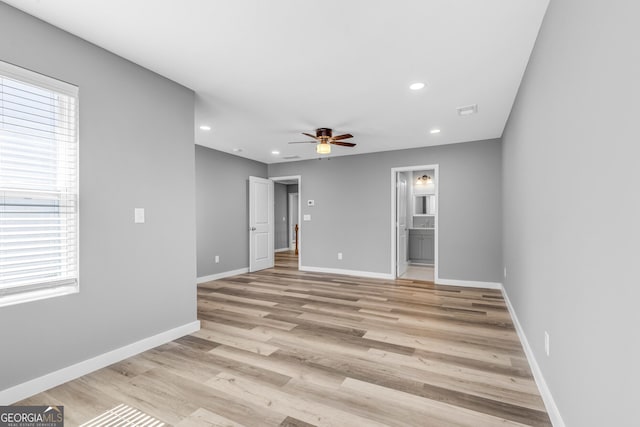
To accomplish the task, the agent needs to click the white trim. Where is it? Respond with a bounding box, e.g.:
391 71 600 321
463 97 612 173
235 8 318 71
0 284 78 308
275 248 290 253
0 321 200 405
435 278 503 290
197 268 249 284
390 164 439 280
0 60 78 96
300 265 394 280
502 287 566 427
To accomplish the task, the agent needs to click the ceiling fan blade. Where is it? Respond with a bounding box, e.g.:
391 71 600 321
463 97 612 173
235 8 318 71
331 141 356 147
288 141 317 144
302 132 318 140
331 133 353 141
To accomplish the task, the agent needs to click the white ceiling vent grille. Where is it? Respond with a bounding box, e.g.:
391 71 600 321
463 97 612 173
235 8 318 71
282 155 301 160
457 104 478 116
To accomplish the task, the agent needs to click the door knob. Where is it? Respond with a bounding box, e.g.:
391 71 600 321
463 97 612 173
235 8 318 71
250 227 256 231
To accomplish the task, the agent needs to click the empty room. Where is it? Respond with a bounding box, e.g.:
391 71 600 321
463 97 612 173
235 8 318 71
0 1 637 426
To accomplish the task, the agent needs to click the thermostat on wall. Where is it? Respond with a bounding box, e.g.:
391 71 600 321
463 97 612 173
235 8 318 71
307 200 315 206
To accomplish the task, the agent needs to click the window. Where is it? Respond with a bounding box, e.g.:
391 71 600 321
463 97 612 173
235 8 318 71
0 61 79 307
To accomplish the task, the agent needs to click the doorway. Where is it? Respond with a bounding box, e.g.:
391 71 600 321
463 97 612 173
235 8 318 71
391 165 439 281
270 175 302 270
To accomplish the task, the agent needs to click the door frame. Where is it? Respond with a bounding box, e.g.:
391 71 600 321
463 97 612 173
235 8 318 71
396 172 409 277
390 164 439 281
269 175 302 270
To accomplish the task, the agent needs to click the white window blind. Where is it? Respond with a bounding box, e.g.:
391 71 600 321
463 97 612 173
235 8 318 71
0 61 79 307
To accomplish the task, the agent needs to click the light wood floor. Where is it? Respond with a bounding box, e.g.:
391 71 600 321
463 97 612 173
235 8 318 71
19 251 551 426
400 265 435 282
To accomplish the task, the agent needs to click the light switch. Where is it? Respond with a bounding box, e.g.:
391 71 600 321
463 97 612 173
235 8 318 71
134 208 145 224
303 214 311 221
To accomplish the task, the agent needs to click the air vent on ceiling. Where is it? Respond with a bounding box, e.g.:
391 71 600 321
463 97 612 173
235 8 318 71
282 155 301 160
457 104 478 116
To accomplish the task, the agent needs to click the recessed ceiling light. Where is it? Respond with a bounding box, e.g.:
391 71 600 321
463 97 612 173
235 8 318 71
409 82 425 91
430 129 441 134
232 148 243 152
271 150 280 155
199 125 211 131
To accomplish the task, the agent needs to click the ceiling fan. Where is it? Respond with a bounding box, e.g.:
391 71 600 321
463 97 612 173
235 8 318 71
288 128 355 154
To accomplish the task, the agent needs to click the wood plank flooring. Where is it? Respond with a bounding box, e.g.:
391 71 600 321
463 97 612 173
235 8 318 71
18 251 551 426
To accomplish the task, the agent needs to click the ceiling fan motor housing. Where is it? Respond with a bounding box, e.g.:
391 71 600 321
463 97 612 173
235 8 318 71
316 128 333 139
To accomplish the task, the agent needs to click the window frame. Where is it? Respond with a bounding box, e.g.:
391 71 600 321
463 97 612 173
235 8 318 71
0 61 79 308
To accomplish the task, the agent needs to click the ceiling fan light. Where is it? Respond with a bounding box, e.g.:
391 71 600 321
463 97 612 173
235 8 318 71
316 143 331 154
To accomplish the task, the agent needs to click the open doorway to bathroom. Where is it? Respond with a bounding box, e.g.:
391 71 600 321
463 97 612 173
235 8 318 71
391 165 438 282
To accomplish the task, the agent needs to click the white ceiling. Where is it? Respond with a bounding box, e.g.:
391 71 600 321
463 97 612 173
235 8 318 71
5 0 549 164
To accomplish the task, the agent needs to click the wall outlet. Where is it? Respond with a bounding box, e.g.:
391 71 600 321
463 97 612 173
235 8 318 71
337 252 343 260
215 255 220 264
544 331 550 356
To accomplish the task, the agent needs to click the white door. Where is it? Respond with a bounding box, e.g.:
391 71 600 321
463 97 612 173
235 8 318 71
249 176 274 272
397 172 408 277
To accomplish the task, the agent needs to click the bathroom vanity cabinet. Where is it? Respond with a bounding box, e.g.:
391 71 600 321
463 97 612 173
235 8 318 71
408 228 434 264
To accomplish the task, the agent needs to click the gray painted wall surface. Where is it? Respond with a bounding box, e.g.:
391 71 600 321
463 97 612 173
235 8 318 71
0 4 197 391
502 1 639 425
195 145 267 277
274 183 288 249
269 139 502 282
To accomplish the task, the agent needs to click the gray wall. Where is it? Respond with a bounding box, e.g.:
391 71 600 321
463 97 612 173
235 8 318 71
195 145 267 277
0 3 197 392
269 139 502 282
274 183 288 249
502 1 639 426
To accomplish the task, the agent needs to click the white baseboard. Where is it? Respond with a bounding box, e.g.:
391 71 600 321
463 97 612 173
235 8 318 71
502 287 566 427
197 268 249 284
275 248 290 253
300 265 394 280
435 277 503 290
0 320 200 405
